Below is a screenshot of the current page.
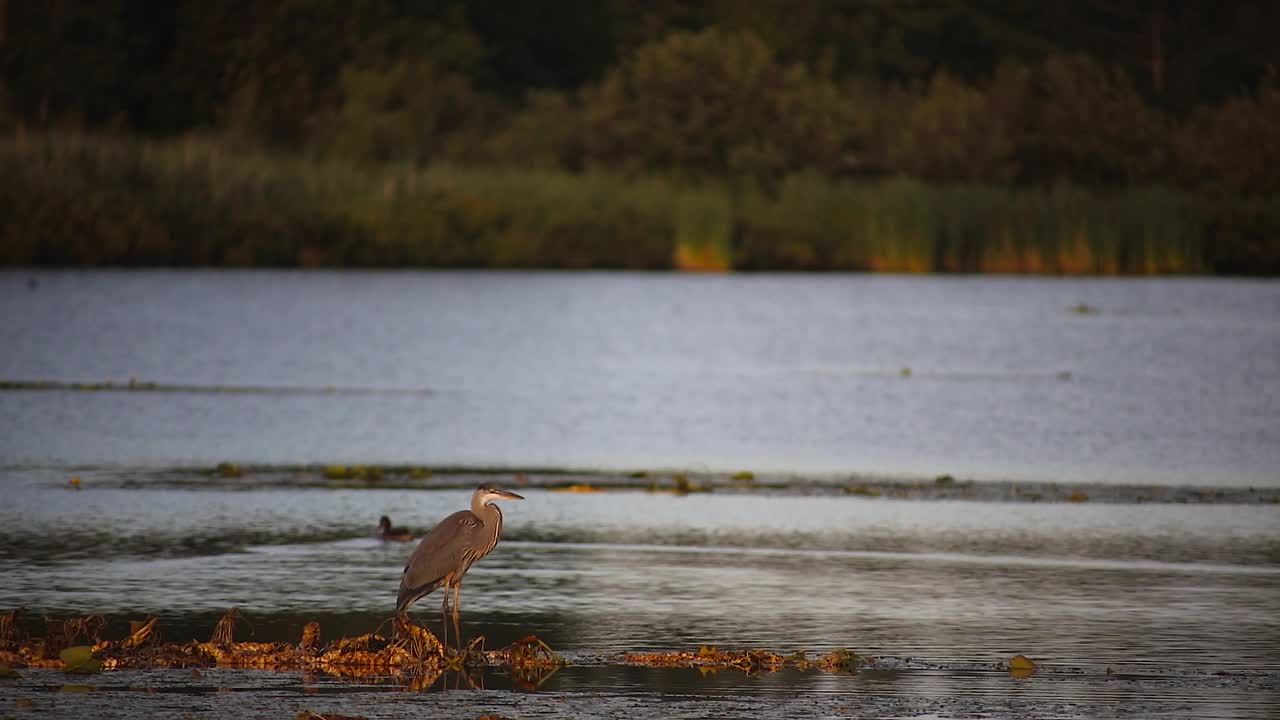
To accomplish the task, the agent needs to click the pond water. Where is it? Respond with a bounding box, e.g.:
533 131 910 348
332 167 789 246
1 271 1278 719
2 271 1278 486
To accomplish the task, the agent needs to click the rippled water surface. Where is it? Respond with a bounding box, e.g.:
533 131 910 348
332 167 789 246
2 271 1278 719
2 271 1278 485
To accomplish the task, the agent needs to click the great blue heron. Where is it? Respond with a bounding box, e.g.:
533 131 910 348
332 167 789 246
378 515 413 542
395 484 524 645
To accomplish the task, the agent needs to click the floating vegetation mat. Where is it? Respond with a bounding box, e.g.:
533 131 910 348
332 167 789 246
0 379 430 396
623 646 871 674
75 463 1280 505
0 608 563 689
0 609 1048 688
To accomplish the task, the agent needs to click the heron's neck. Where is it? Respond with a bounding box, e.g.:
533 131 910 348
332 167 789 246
471 497 504 531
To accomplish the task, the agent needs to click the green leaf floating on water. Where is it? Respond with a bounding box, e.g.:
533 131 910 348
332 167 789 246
60 645 102 674
0 663 21 678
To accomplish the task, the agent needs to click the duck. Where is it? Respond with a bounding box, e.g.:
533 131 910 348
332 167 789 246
378 515 414 542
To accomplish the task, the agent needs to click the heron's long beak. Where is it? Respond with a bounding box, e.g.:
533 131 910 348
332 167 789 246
495 489 524 500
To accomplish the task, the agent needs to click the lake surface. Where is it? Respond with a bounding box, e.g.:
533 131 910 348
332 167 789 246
2 271 1278 486
1 271 1278 719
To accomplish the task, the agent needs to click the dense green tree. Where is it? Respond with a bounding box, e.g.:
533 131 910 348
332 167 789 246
578 28 857 184
1 0 134 128
307 3 500 164
1024 54 1169 184
886 71 1016 182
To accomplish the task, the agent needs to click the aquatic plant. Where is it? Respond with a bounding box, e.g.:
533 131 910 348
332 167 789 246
59 646 102 674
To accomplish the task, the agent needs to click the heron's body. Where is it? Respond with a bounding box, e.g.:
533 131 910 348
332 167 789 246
395 484 523 644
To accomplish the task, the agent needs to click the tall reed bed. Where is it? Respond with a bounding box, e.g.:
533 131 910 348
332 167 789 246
736 175 1203 273
1 134 1206 273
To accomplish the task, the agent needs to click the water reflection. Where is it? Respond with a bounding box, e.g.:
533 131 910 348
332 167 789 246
7 664 1276 720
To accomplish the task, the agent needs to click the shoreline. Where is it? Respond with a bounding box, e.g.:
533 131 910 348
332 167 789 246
9 464 1279 505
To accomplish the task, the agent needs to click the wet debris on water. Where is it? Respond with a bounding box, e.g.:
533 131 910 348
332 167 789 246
648 472 709 495
1009 654 1038 680
323 465 384 482
549 483 602 493
121 617 160 649
623 645 871 675
0 609 23 648
300 621 321 652
214 462 244 478
209 607 240 646
0 608 564 683
818 648 869 673
486 635 564 689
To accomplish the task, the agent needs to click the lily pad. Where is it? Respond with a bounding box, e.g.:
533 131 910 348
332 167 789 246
60 645 102 674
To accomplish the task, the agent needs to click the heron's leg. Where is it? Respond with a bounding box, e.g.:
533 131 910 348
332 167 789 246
440 588 451 648
450 582 463 644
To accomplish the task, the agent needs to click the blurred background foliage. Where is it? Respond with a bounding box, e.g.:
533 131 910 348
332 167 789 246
1 0 1278 273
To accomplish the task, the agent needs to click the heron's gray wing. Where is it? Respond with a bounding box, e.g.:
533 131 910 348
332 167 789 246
396 510 482 612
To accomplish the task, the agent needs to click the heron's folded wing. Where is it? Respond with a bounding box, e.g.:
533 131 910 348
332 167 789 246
398 511 482 600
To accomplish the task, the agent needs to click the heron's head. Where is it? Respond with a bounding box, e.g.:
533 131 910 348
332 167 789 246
475 483 524 505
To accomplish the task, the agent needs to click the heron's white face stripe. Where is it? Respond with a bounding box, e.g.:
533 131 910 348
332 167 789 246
480 489 523 505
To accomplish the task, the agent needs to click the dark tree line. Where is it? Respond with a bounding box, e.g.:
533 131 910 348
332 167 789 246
5 1 1276 131
2 0 1279 198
